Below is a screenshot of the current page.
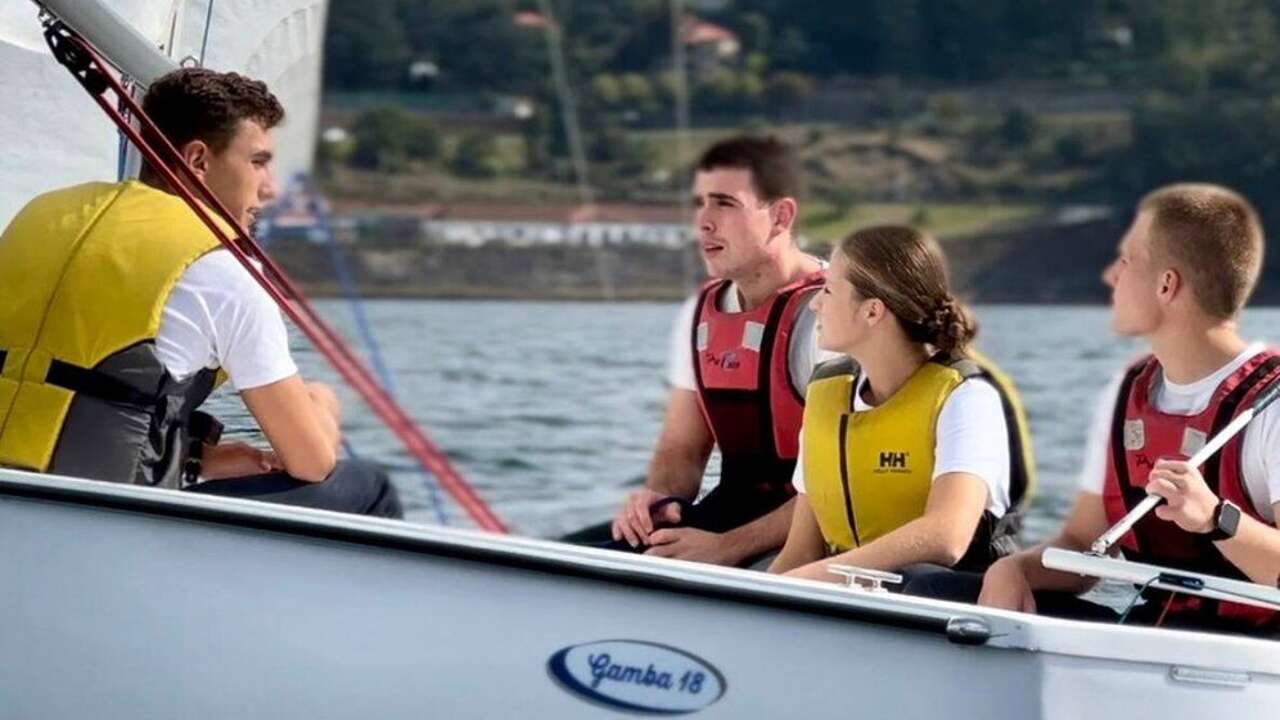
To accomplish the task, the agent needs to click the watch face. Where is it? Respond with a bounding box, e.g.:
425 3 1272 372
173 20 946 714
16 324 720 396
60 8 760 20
1218 501 1243 538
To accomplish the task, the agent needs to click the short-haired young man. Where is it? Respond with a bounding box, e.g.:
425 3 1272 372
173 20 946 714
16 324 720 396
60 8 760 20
0 68 400 518
574 136 833 567
975 184 1280 633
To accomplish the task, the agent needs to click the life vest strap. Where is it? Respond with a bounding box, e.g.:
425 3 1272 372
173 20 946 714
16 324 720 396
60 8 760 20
1203 355 1280 495
0 346 164 411
42 356 162 409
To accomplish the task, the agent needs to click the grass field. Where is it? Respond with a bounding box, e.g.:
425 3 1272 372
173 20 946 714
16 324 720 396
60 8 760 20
800 201 1042 243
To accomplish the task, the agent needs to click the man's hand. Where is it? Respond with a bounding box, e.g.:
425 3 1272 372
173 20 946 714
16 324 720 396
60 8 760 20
241 374 338 482
611 488 684 548
1147 459 1219 534
645 527 738 565
201 441 283 481
977 556 1038 613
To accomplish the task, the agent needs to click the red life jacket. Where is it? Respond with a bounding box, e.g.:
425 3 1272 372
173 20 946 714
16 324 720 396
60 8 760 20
1102 349 1280 630
691 271 822 524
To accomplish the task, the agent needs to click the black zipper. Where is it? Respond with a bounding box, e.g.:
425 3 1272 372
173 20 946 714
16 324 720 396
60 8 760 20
837 413 861 546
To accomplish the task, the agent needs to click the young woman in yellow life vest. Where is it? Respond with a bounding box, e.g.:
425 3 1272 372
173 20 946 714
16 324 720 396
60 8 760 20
769 225 1033 586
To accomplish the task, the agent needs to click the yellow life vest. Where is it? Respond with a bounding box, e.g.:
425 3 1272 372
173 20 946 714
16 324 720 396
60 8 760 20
0 180 224 485
802 352 1035 566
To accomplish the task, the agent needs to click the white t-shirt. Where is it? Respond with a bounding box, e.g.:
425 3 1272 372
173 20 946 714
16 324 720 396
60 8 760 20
667 280 839 396
1079 342 1280 523
793 374 1012 517
154 250 297 390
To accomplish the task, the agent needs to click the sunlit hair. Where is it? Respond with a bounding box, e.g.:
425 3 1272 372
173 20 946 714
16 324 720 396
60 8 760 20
838 225 977 354
140 68 284 180
1140 183 1264 319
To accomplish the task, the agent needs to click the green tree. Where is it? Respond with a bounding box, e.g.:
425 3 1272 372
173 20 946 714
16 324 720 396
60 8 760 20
350 106 410 171
695 71 742 113
737 12 771 55
405 118 442 161
772 26 812 70
324 0 410 89
1119 94 1280 219
618 73 657 114
827 186 857 216
1052 131 1087 167
592 74 624 108
874 76 907 144
398 0 546 92
764 72 816 109
314 136 342 180
451 132 503 178
696 71 763 114
739 72 765 109
928 93 966 128
589 124 648 177
1000 106 1038 148
521 102 554 175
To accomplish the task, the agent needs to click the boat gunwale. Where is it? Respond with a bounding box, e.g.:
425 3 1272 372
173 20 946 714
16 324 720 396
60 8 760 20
0 469 981 636
3 467 1279 674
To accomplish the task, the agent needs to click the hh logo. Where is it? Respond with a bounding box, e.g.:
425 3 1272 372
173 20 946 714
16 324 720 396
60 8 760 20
878 451 909 472
704 350 741 370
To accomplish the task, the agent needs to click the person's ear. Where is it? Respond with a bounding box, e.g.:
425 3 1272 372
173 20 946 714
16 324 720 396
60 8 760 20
180 140 212 180
1157 268 1181 305
770 197 797 236
863 298 886 326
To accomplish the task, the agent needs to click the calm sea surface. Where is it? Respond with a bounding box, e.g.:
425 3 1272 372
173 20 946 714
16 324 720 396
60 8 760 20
207 301 1280 545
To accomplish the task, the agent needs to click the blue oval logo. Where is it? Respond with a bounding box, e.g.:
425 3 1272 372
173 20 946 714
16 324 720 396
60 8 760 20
548 640 726 715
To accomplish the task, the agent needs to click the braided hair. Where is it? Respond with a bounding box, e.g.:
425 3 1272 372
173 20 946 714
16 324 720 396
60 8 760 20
838 225 977 354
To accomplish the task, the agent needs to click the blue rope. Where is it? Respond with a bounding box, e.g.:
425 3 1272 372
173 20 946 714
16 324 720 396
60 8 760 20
116 130 129 181
322 227 398 395
115 84 131 181
303 178 449 524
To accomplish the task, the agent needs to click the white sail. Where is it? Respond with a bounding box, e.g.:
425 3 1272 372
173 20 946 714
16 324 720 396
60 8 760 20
172 0 328 187
0 1 178 227
0 0 327 228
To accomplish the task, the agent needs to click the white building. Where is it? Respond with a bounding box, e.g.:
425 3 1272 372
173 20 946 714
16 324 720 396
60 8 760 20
417 204 692 248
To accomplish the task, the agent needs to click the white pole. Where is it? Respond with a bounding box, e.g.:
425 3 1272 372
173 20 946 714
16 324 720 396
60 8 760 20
1091 378 1280 555
35 0 177 83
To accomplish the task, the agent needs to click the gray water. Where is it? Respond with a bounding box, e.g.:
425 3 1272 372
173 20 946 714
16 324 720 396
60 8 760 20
208 301 1280 545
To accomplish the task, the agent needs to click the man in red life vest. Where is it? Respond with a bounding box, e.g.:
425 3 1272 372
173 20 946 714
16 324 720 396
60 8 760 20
977 184 1280 634
603 136 832 567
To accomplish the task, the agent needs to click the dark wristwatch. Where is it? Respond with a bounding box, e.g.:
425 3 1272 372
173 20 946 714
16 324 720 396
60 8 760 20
1205 499 1242 542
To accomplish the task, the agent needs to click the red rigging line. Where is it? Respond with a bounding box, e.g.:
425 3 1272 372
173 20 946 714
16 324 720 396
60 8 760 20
42 20 508 533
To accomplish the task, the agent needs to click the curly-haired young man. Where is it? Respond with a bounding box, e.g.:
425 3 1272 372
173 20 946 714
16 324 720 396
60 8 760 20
0 68 401 518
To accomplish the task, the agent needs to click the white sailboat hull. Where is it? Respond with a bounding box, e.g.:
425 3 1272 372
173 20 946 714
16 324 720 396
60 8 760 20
1 468 1276 718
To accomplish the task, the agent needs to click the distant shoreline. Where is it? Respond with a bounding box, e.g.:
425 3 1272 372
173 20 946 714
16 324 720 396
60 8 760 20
295 283 692 302
295 283 1131 305
271 212 1280 306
